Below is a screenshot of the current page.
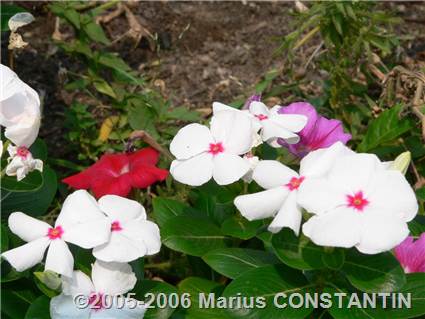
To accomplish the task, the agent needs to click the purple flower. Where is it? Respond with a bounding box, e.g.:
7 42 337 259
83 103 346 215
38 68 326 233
242 94 262 110
277 102 351 157
394 233 425 273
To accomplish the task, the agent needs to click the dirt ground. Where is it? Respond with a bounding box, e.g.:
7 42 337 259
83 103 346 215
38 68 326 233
2 1 425 135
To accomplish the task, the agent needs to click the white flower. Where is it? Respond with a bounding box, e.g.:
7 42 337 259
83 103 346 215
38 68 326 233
50 260 147 319
234 142 354 235
1 190 110 277
241 153 259 183
170 110 254 186
213 101 307 147
93 195 161 262
298 153 418 254
0 64 41 147
5 144 43 181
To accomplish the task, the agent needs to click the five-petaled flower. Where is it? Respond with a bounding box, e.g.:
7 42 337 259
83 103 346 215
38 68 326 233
234 142 353 234
0 64 41 147
5 144 43 181
394 233 425 273
278 102 351 157
1 190 110 277
170 110 254 186
298 152 418 254
62 147 168 199
50 260 147 319
93 195 161 262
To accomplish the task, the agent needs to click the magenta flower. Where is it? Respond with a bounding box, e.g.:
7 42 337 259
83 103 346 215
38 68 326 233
277 102 351 157
394 233 425 273
242 94 262 110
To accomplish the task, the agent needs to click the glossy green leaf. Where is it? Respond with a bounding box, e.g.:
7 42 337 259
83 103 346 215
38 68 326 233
221 215 264 240
322 248 345 270
93 79 116 98
24 295 50 319
202 248 280 279
152 197 199 227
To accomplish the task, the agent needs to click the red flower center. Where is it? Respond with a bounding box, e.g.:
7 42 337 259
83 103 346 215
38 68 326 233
17 147 30 159
47 226 64 240
208 142 224 155
285 176 305 191
89 292 105 310
254 114 268 121
347 191 369 212
111 221 123 232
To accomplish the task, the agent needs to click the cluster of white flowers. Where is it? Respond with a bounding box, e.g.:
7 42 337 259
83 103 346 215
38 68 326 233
2 190 160 318
1 64 43 180
170 102 419 255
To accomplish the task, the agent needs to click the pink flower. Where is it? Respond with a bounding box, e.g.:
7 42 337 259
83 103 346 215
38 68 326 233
278 102 351 157
394 233 425 273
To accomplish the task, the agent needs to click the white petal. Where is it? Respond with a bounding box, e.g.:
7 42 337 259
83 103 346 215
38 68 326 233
252 160 299 189
62 270 95 296
62 218 110 249
91 297 148 319
269 113 308 133
356 212 409 254
299 141 354 177
268 192 302 235
4 114 40 147
367 170 418 222
170 153 213 186
45 240 74 277
92 260 137 296
1 237 50 272
93 232 147 263
210 110 254 155
261 120 300 145
212 153 250 185
302 208 362 248
50 294 91 319
56 190 106 227
125 220 161 255
212 101 239 114
8 212 50 242
234 187 289 221
170 123 213 160
297 177 345 215
249 101 270 116
99 195 146 222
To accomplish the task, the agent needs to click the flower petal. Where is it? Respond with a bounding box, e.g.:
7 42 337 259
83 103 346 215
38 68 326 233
268 191 302 235
356 212 409 254
45 239 74 277
170 153 213 186
170 123 213 159
99 195 146 222
129 164 168 189
128 147 159 166
210 110 254 155
8 212 50 242
123 220 161 256
302 208 362 248
261 120 300 145
1 237 50 272
252 160 299 189
62 270 95 296
90 297 148 319
249 101 269 116
62 218 110 249
91 260 137 296
91 175 132 198
234 187 289 221
50 294 90 319
212 153 250 185
269 109 308 133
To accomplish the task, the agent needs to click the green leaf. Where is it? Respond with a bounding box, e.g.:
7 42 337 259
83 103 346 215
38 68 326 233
342 249 406 293
82 19 110 45
1 5 27 31
221 215 264 240
202 248 280 279
1 167 58 217
416 187 425 201
63 8 80 29
408 215 425 236
1 224 9 252
166 106 201 122
128 99 159 139
222 265 314 319
92 79 116 98
152 197 199 227
1 289 30 319
322 248 345 270
271 229 325 270
24 295 50 319
162 215 229 256
134 279 178 319
1 171 43 193
357 104 412 152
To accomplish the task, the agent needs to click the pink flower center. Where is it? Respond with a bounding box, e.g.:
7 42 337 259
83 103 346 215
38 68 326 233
111 221 123 232
208 142 224 155
254 114 268 121
89 292 105 310
47 226 64 240
347 191 369 211
17 147 30 159
285 176 305 191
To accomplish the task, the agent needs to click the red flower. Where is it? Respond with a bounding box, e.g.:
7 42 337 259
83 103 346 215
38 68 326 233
62 148 168 198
